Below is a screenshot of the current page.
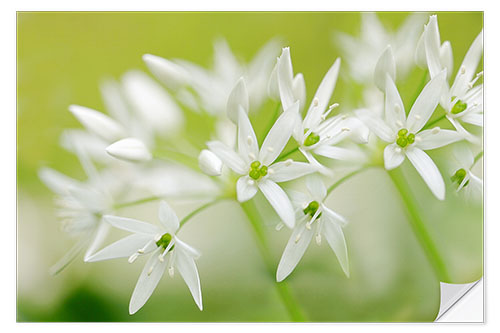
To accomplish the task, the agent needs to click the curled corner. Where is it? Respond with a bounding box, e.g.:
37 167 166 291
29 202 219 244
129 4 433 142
435 278 483 322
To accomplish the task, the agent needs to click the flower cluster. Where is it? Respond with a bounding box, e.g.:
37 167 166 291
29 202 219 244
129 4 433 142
40 14 483 316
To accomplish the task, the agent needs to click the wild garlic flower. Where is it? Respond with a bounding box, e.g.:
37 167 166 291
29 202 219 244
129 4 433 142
144 39 278 117
207 89 315 228
356 71 463 200
277 175 349 282
87 201 202 314
448 143 483 201
337 12 426 84
277 47 368 175
417 15 483 143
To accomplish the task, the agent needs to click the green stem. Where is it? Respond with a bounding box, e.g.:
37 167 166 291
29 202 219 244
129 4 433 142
114 195 163 209
262 102 281 138
407 71 429 113
388 168 451 281
473 151 484 165
276 146 300 162
422 114 447 130
179 198 226 227
240 200 307 321
326 167 370 197
153 148 199 171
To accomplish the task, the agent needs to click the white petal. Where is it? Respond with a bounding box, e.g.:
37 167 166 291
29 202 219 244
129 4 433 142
300 148 333 177
374 45 396 91
354 108 394 142
406 148 445 200
207 141 247 175
38 167 79 195
440 41 454 80
237 107 258 163
129 249 166 314
84 221 111 261
103 215 161 235
276 223 314 282
277 47 296 110
175 247 203 310
268 161 316 183
198 149 223 176
407 70 447 133
453 143 475 168
99 79 130 126
142 54 190 89
461 113 483 127
415 129 463 150
236 176 258 202
322 219 350 277
384 144 405 170
175 237 201 259
450 30 483 98
314 145 365 162
414 32 427 69
158 201 179 234
106 138 152 163
259 102 298 165
424 15 443 78
267 63 279 99
306 174 327 200
85 233 154 262
322 205 348 227
303 58 341 130
227 77 249 124
292 73 307 111
69 105 125 142
258 179 295 228
384 76 406 130
49 233 91 275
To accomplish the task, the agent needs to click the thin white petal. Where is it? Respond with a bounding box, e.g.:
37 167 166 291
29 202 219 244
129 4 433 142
322 220 350 277
322 205 348 227
414 32 427 68
175 247 203 310
38 167 79 195
303 58 341 130
407 70 447 133
207 141 247 175
384 144 405 170
300 148 333 176
450 30 483 98
440 41 454 80
237 107 258 163
142 53 190 89
415 129 463 150
103 215 161 235
268 161 316 183
175 237 201 259
424 15 443 78
259 102 298 165
106 138 152 163
354 109 394 142
86 233 155 262
158 201 179 233
84 221 111 261
453 143 475 168
374 46 396 91
258 179 295 228
276 223 314 282
69 105 125 143
406 148 445 200
129 249 166 314
277 47 296 110
461 113 483 127
314 145 365 162
236 176 258 202
292 73 306 111
227 77 249 124
385 76 406 130
306 174 327 200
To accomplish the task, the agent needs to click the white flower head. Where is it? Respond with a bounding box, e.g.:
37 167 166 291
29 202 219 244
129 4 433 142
277 47 369 175
87 201 202 314
277 174 349 282
419 15 483 143
356 71 464 200
448 143 482 201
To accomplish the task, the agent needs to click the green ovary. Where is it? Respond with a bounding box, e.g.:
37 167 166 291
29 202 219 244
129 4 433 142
303 201 322 218
249 161 268 180
451 100 467 115
156 233 175 251
396 128 416 148
451 168 469 187
304 131 320 146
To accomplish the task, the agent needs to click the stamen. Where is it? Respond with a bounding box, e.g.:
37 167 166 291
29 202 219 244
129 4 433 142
396 120 404 127
267 168 274 175
395 147 402 153
431 127 441 134
247 136 253 146
295 232 302 243
341 127 350 132
460 66 466 75
267 147 274 152
415 115 421 120
248 152 256 160
313 98 319 106
154 234 162 242
394 104 401 113
247 179 255 186
315 233 322 245
168 266 175 277
305 222 312 230
285 159 293 166
275 222 284 231
128 252 139 264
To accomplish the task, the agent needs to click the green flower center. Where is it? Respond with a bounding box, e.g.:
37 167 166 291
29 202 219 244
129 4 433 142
396 128 415 148
303 201 321 218
451 168 469 187
304 130 320 147
249 161 268 180
451 99 468 115
156 233 175 251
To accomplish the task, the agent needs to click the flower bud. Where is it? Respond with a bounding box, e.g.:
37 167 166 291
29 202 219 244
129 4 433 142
142 54 189 90
106 138 152 163
198 149 222 176
226 77 249 124
69 105 125 142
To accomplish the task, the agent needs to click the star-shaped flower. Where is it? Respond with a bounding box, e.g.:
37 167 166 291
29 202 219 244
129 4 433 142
448 143 482 201
277 175 349 282
87 201 202 314
356 70 463 200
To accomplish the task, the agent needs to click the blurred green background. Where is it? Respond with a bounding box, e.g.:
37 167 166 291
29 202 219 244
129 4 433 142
17 12 483 322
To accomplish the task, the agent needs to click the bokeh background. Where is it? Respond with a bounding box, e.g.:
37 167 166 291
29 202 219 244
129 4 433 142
17 12 483 322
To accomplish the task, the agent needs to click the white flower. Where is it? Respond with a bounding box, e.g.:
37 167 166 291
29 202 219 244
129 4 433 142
419 15 483 143
337 12 426 84
144 39 279 116
277 175 349 282
449 143 482 201
356 71 463 200
198 149 223 176
277 47 368 174
106 137 152 163
207 93 315 228
87 201 202 314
